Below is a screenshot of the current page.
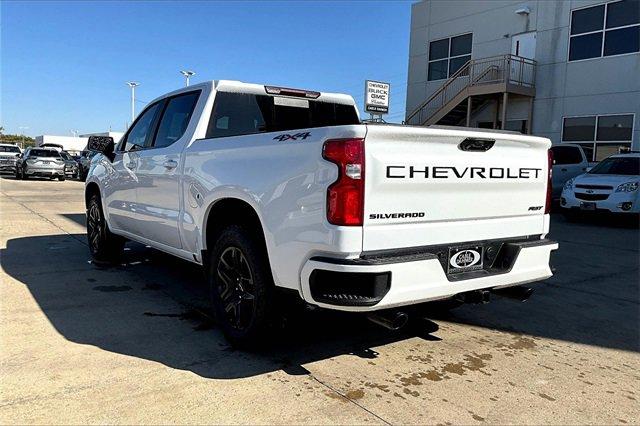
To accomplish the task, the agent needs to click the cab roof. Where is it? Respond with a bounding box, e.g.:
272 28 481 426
150 80 356 107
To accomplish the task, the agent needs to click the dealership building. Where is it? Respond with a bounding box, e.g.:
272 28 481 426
405 0 639 161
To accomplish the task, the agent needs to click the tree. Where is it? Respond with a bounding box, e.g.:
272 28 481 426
0 133 35 148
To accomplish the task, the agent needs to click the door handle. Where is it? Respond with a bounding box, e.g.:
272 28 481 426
163 159 178 170
561 168 568 172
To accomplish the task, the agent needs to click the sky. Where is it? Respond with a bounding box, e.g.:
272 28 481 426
1 1 412 137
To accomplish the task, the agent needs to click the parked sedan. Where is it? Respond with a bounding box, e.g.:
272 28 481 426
560 153 639 216
15 148 66 180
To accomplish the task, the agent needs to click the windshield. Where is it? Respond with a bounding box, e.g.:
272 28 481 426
60 152 73 160
589 156 639 176
0 146 21 153
29 149 61 158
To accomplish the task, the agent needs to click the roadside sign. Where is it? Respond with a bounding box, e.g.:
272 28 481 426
364 80 390 115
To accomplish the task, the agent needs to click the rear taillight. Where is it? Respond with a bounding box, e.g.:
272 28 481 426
322 138 365 226
545 148 553 214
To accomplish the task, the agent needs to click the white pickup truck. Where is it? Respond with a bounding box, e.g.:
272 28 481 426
85 80 558 346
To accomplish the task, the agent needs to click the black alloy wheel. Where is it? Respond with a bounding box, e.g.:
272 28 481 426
216 246 256 331
86 199 103 255
208 224 275 348
86 194 124 264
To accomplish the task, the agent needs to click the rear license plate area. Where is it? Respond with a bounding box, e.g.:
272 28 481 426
447 245 484 275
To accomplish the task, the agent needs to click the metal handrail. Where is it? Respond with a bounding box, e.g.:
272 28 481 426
406 54 536 125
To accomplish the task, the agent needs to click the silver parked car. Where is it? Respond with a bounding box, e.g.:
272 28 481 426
60 150 79 179
15 148 66 180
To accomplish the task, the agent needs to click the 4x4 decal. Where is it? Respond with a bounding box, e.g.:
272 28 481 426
273 132 311 142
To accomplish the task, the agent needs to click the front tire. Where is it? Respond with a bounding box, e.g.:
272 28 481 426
207 225 275 349
86 194 124 264
58 175 65 181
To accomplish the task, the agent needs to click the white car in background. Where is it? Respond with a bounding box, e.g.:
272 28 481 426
0 143 22 174
560 153 640 216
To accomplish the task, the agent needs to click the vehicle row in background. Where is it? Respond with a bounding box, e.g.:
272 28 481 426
0 143 93 181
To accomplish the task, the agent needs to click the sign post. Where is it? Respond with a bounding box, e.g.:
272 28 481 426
364 80 390 122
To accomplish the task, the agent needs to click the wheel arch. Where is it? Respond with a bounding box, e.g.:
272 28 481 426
85 182 101 209
202 197 269 255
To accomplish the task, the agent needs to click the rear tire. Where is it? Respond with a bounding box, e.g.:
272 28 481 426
86 194 125 265
207 225 275 349
59 176 65 181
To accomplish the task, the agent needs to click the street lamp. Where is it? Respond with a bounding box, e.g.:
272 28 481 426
180 70 195 87
18 126 29 149
126 81 140 123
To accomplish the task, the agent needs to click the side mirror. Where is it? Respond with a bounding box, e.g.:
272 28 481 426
87 136 115 161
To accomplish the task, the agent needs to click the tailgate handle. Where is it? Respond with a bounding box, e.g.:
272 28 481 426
459 138 495 152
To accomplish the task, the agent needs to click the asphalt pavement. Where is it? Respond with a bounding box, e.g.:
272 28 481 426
1 176 638 424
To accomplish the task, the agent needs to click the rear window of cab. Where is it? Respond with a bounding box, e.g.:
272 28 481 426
206 92 359 139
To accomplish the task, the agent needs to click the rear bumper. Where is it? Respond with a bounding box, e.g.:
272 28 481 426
300 239 558 312
25 166 65 176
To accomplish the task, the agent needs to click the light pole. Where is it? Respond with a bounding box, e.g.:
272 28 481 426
18 126 29 149
126 82 140 123
180 70 195 87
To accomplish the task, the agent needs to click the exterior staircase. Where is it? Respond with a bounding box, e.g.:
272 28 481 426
406 54 536 129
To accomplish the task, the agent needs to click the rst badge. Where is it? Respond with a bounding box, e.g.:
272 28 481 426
448 246 484 274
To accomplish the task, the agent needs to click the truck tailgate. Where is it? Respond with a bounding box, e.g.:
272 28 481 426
362 125 551 252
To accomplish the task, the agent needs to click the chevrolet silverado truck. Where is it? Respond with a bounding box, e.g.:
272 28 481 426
85 80 558 347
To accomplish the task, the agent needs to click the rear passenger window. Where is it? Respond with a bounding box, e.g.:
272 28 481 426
552 146 583 165
207 92 267 138
152 92 200 148
206 91 359 138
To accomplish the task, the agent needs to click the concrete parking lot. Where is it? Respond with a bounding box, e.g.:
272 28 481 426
1 176 639 424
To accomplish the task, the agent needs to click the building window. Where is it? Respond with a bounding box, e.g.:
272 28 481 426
569 0 640 61
562 114 634 161
477 120 528 134
428 33 472 81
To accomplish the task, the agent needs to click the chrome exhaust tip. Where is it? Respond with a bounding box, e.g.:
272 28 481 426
367 310 409 331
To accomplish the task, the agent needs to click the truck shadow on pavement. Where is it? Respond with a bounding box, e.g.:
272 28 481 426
2 214 638 379
1 232 443 379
